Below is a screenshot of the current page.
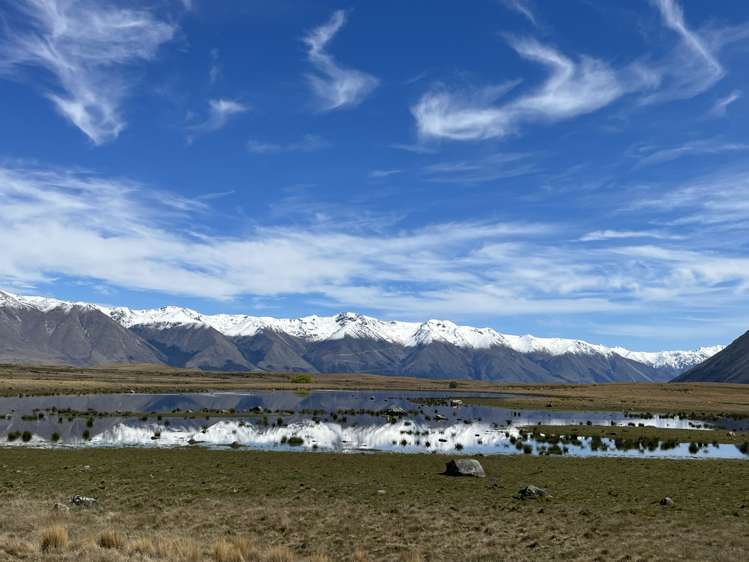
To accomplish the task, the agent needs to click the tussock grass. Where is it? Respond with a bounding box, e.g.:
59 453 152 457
97 528 125 550
213 537 244 562
128 536 156 557
40 525 69 552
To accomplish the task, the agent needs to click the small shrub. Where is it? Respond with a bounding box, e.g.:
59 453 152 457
40 525 69 552
82 429 91 440
98 529 125 550
448 381 458 389
290 374 314 384
51 432 60 442
287 436 304 446
455 443 464 450
21 431 32 442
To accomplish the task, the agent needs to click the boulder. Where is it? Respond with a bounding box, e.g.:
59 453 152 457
518 485 551 499
660 496 675 507
444 458 486 478
70 495 98 508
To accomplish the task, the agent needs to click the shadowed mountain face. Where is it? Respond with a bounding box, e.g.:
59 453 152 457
0 291 717 382
131 325 255 372
673 331 749 384
0 303 163 367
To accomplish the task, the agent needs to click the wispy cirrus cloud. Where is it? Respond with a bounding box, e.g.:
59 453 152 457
414 0 748 143
4 163 749 323
643 0 748 103
501 0 537 26
303 10 379 110
422 152 536 183
187 98 249 139
709 90 742 117
412 38 634 141
0 0 176 144
580 230 682 242
632 139 749 167
246 134 329 154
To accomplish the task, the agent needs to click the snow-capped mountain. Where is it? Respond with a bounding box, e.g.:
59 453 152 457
94 302 719 368
0 290 724 382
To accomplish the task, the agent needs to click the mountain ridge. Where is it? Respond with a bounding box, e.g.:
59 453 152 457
0 290 724 382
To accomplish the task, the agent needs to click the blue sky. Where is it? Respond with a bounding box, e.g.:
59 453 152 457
1 0 749 350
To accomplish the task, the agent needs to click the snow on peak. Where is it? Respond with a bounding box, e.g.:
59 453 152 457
0 289 725 366
102 305 206 329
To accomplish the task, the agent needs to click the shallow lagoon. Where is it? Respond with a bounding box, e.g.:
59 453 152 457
1 390 746 459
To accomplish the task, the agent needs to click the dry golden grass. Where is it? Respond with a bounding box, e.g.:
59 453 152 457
40 525 69 552
128 536 156 557
214 537 245 562
97 528 125 550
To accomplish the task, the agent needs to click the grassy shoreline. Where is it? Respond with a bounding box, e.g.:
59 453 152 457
1 448 748 561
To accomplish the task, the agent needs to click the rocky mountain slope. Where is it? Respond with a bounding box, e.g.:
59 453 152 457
672 330 749 383
0 290 723 382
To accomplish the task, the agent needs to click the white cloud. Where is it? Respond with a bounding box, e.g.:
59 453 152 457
0 0 176 144
580 230 682 242
4 164 749 320
412 39 628 141
501 0 537 26
303 10 379 110
422 152 536 183
709 90 742 117
188 98 249 137
246 134 329 154
642 0 745 103
369 169 402 179
633 139 749 167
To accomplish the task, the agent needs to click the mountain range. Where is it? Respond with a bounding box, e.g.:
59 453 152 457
0 290 725 383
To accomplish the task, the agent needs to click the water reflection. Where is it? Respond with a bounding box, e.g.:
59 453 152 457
0 390 746 460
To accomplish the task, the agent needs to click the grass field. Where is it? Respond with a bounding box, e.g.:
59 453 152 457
1 448 748 561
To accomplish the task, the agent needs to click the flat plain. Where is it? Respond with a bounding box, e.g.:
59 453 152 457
1 365 749 561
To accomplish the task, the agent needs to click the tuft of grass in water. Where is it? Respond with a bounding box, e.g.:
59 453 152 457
97 528 125 549
39 525 69 552
290 374 314 384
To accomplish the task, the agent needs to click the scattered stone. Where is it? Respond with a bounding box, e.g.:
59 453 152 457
660 496 675 507
517 485 551 499
434 414 447 421
70 495 98 508
52 502 70 513
230 441 241 449
449 399 463 407
727 431 736 439
251 406 264 413
444 458 486 478
377 489 386 495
